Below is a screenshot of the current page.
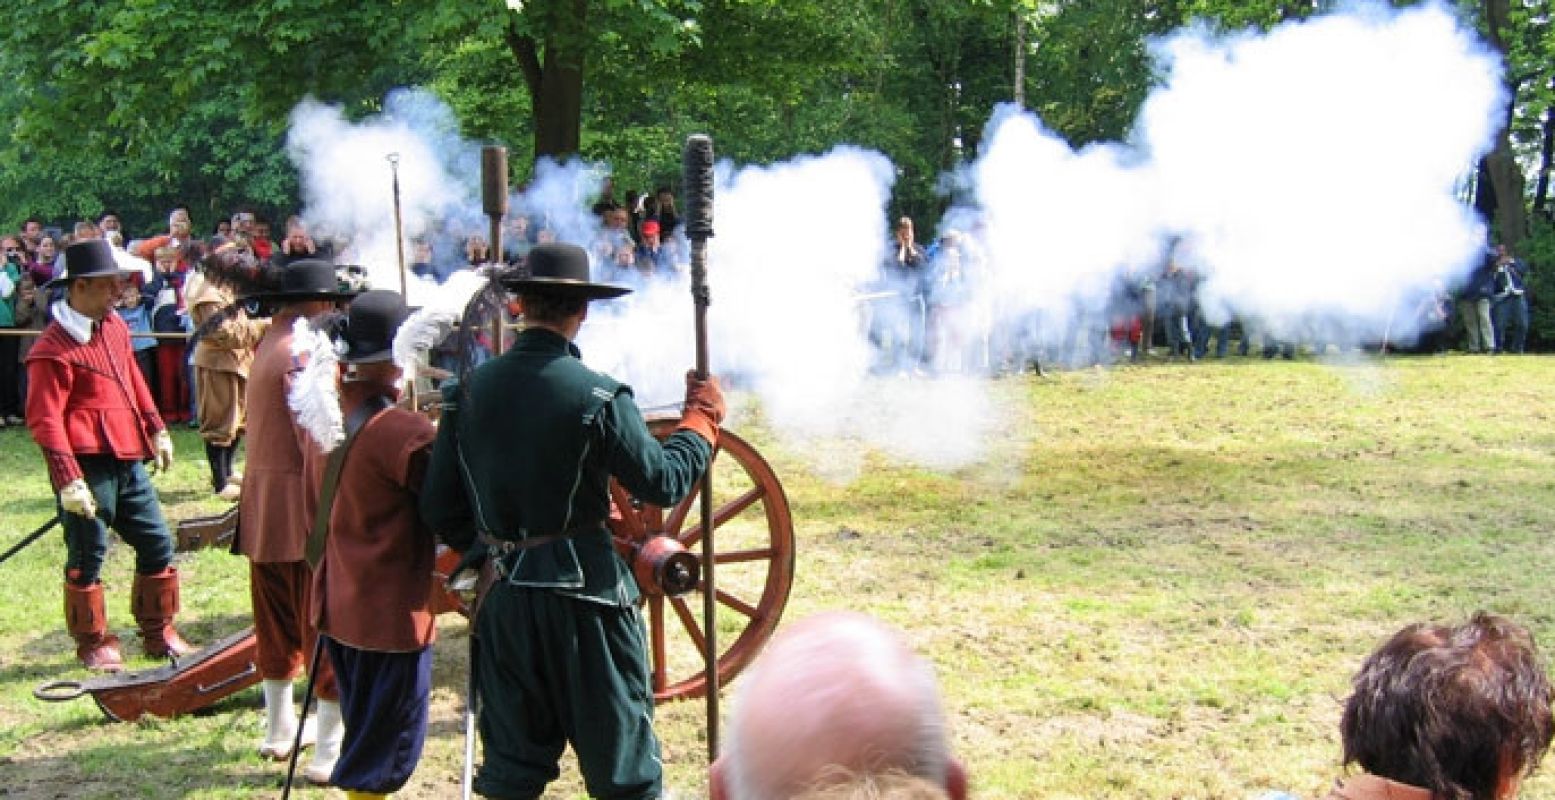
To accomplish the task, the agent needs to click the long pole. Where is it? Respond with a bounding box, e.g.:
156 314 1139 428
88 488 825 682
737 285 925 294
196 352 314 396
280 635 326 799
0 515 60 566
387 153 418 410
682 133 719 762
387 153 408 299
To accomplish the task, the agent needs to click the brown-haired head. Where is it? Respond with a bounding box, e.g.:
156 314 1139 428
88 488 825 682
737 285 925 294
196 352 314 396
1340 612 1554 800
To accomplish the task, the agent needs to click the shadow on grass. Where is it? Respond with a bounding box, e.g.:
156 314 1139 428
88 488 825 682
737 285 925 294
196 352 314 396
0 496 57 525
3 695 295 799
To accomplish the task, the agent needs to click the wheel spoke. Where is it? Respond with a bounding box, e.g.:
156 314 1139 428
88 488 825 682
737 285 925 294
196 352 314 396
669 595 707 655
610 486 646 539
641 504 664 535
664 481 701 535
709 587 759 619
679 486 767 549
714 548 776 564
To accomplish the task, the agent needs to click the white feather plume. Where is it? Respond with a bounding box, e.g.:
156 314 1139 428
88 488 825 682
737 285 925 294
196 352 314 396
289 316 345 452
393 269 492 380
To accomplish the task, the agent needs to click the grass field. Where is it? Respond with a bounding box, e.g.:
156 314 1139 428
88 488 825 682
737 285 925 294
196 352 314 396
3 353 1555 799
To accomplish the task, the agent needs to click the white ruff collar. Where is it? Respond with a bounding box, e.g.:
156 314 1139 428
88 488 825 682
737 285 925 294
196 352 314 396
52 300 97 345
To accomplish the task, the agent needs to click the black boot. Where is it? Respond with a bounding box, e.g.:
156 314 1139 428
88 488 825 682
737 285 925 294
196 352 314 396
205 442 228 493
220 444 238 485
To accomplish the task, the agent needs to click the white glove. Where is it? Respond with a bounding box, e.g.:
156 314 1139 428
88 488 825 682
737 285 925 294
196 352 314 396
60 479 98 518
153 430 175 474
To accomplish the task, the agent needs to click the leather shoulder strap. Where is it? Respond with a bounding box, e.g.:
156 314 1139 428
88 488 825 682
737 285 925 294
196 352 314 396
304 393 393 569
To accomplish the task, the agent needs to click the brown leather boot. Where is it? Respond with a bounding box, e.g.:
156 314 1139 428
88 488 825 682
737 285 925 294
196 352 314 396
131 568 194 658
64 582 124 672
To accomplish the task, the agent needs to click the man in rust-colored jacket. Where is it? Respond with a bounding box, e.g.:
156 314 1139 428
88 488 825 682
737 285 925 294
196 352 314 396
236 259 354 776
301 290 439 796
25 240 191 671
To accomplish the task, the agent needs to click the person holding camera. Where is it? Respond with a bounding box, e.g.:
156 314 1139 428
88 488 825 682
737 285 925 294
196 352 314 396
1490 244 1529 355
0 235 26 426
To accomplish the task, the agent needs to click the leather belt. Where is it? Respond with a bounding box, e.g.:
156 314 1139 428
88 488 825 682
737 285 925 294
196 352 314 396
479 524 603 558
479 531 568 555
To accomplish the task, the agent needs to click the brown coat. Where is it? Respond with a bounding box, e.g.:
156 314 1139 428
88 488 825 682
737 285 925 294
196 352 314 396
308 391 439 651
237 311 316 563
185 272 263 376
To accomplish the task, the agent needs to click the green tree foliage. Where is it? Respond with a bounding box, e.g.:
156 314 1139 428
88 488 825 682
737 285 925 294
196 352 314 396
0 0 424 232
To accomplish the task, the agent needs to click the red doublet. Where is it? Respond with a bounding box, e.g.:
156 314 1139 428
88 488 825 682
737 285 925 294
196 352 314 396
26 314 164 489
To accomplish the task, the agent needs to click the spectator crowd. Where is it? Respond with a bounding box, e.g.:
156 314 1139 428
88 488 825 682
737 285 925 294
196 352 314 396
0 195 1538 485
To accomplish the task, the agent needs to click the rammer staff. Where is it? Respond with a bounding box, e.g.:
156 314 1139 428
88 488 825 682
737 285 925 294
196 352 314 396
388 153 408 299
682 133 720 761
482 145 509 358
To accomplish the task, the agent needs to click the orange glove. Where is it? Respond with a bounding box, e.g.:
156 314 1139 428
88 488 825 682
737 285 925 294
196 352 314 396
677 371 725 446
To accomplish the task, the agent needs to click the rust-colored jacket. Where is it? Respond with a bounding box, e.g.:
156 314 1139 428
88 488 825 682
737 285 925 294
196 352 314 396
185 271 263 376
308 387 439 651
1324 775 1433 800
237 312 316 563
26 313 163 489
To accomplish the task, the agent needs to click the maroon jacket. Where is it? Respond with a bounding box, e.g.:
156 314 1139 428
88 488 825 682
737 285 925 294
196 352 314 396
26 313 164 489
308 386 439 651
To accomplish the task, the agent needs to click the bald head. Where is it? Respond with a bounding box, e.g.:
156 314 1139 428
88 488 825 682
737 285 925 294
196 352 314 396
713 612 965 800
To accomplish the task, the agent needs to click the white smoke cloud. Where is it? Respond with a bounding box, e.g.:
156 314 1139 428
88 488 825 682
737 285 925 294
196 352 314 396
1143 1 1503 340
966 1 1506 349
577 146 999 474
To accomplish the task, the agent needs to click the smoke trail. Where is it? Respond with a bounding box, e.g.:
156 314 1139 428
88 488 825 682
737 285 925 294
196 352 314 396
964 1 1505 352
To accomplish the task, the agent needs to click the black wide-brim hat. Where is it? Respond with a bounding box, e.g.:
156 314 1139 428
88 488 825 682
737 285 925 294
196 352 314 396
239 258 361 304
338 289 409 364
45 239 141 289
499 242 631 299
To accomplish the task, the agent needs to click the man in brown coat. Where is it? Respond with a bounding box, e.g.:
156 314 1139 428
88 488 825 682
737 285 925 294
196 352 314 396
236 259 354 774
300 290 439 796
186 244 265 501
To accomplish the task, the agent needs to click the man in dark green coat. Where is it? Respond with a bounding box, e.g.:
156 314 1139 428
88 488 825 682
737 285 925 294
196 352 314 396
422 243 724 799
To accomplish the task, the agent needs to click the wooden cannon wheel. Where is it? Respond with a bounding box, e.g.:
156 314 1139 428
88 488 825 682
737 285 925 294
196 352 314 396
610 418 796 704
427 418 796 704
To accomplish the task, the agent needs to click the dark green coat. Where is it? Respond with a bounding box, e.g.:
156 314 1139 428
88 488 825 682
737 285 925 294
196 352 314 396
421 327 711 606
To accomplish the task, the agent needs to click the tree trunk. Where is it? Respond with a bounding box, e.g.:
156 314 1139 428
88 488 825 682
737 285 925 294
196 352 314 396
1012 11 1026 108
1534 99 1554 220
533 32 585 159
504 0 589 162
1481 0 1527 248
